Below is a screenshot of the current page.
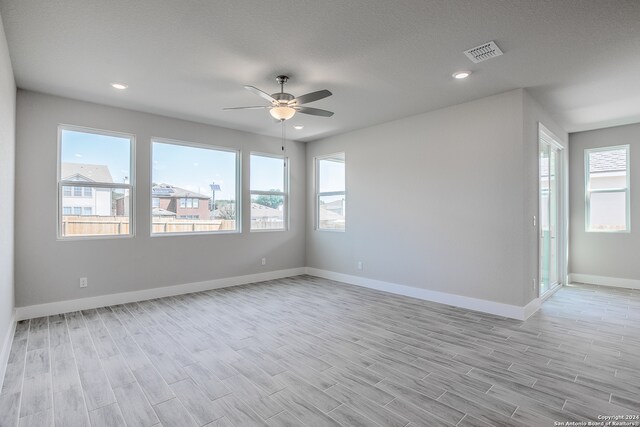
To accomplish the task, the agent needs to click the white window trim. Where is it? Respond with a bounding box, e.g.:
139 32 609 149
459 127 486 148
249 152 289 232
584 144 630 233
57 124 136 240
315 152 346 232
150 137 241 236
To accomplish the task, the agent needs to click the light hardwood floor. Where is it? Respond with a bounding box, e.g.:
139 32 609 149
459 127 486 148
1 275 639 426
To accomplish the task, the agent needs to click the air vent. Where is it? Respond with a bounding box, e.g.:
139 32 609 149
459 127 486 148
464 41 503 63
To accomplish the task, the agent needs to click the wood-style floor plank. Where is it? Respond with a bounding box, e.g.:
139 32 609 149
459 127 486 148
1 277 639 426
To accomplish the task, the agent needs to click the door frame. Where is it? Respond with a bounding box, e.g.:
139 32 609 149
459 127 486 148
538 123 568 299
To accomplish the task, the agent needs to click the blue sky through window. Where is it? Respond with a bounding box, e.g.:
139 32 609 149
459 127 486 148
60 129 131 183
152 141 239 201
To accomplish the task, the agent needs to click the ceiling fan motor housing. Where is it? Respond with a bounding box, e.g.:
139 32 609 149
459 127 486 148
272 92 294 104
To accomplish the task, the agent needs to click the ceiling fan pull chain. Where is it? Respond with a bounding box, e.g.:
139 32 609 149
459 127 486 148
281 120 287 167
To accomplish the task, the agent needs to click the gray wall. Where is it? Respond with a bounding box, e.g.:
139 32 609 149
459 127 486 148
306 89 566 307
569 123 640 279
15 90 306 307
0 14 16 353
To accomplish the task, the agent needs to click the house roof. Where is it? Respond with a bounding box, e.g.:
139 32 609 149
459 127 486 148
152 184 210 199
212 202 283 219
62 163 113 183
323 199 345 209
319 206 344 221
589 149 627 174
250 203 282 218
152 207 177 217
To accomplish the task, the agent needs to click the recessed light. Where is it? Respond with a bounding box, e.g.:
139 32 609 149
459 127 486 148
452 71 471 79
111 82 128 90
293 125 304 130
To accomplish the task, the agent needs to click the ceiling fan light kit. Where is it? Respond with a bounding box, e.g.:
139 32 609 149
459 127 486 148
225 75 334 121
270 106 296 121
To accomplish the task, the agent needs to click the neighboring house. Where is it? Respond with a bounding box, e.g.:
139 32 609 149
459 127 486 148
61 163 113 216
151 207 177 218
250 203 283 222
322 198 345 216
150 184 211 219
319 205 345 225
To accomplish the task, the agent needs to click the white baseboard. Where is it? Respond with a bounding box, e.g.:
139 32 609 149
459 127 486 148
15 268 306 321
14 266 550 322
523 297 541 319
305 268 538 320
569 273 640 290
0 310 17 392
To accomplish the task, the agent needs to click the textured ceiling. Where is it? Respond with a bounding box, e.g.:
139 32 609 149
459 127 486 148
1 0 639 141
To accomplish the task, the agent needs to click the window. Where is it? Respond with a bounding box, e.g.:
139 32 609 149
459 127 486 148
585 145 630 232
152 197 160 208
178 198 200 209
316 153 345 231
250 153 287 231
152 139 239 234
59 126 134 238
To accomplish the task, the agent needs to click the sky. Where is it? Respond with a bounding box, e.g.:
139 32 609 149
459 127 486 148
60 129 288 201
152 141 240 200
61 129 131 183
318 157 345 192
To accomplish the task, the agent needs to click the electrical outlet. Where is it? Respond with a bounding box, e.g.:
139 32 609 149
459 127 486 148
357 261 363 271
261 257 266 266
80 277 88 288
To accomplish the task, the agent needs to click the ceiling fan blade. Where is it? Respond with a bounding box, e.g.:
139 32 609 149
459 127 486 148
223 106 268 110
294 106 334 117
244 85 277 104
290 89 332 105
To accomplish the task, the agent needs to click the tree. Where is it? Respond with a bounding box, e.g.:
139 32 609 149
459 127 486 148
254 190 283 209
213 200 236 219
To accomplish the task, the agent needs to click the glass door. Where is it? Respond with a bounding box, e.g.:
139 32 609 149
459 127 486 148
539 129 561 296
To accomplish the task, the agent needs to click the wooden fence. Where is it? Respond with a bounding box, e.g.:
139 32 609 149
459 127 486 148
62 216 130 236
152 219 235 233
62 216 291 236
62 216 236 236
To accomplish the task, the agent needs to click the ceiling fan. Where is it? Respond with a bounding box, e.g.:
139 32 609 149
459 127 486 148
224 75 334 121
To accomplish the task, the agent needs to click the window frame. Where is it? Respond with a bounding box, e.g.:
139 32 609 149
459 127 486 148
57 125 136 240
315 152 346 232
249 152 289 232
584 144 630 233
150 137 241 236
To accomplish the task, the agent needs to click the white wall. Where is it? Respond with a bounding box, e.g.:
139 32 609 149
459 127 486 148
15 90 306 307
569 123 640 281
306 89 566 308
0 12 16 380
